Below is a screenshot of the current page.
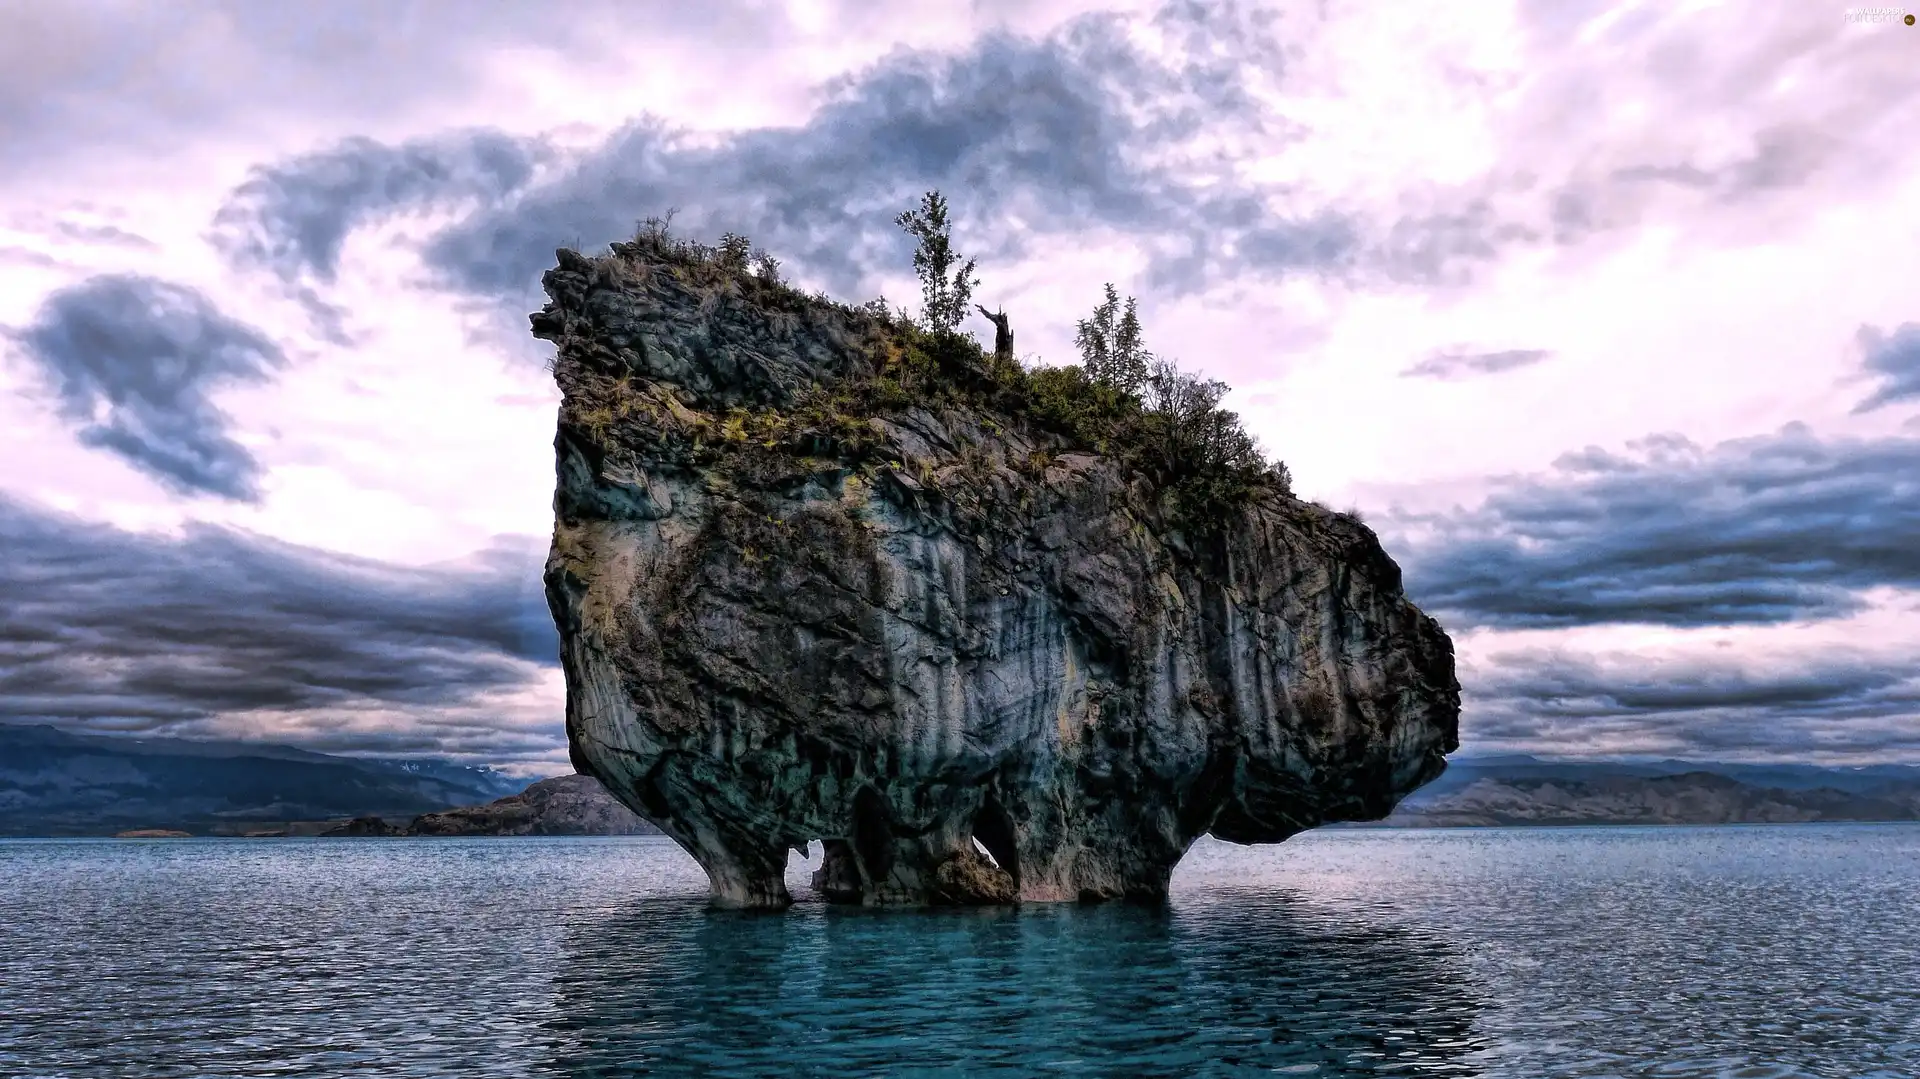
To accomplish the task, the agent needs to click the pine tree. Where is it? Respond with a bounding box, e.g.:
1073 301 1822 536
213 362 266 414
1075 283 1120 382
1076 283 1149 395
1110 295 1148 396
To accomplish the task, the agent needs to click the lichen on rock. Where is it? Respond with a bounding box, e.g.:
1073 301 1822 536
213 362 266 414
534 229 1460 910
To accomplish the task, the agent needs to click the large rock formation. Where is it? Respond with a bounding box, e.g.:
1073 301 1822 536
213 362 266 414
407 774 657 836
534 239 1460 909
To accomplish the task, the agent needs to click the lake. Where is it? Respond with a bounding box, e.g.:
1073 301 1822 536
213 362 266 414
2 825 1915 1077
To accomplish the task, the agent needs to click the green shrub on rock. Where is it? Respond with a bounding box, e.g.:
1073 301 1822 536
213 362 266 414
554 190 1293 536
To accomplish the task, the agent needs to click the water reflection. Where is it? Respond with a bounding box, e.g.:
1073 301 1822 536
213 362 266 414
12 830 1916 1077
544 889 1485 1077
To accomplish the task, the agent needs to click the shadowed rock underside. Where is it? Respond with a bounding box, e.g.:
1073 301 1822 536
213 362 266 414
534 243 1461 909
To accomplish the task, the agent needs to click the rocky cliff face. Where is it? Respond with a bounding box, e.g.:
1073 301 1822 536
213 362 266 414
407 774 656 836
533 241 1460 909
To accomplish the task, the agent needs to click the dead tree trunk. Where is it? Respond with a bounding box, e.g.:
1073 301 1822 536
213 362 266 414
975 304 1013 364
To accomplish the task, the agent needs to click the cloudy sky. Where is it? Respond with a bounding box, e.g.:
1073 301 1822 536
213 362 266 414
2 0 1917 773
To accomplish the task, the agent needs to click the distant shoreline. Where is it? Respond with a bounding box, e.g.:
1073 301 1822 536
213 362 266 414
9 726 1917 838
11 819 1919 841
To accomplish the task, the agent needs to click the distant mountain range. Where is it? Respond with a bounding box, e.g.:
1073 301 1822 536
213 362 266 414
0 724 527 835
6 724 1917 835
1383 755 1920 827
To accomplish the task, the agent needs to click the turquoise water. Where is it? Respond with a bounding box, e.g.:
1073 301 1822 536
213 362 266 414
2 825 1916 1077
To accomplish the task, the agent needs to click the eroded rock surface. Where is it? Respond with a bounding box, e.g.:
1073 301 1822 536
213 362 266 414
407 774 656 836
535 243 1460 909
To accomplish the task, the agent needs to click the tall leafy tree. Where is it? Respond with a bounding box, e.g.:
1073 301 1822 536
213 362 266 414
895 191 978 336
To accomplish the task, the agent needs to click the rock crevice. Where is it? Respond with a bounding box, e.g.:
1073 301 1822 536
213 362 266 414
536 243 1460 909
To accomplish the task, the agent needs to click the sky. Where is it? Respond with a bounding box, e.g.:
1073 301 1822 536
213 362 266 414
2 0 1917 774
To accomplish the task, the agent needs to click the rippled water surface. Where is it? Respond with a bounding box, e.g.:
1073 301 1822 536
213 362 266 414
3 825 1917 1077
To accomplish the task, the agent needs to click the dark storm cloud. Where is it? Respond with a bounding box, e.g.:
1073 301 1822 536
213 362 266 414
1401 348 1553 380
194 2 1915 322
1396 425 1920 629
416 2 1916 312
210 129 550 341
5 274 285 501
1462 648 1920 762
211 130 549 287
0 494 557 738
1852 322 1920 413
418 5 1356 307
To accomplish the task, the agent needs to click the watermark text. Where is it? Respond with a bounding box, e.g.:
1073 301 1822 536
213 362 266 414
1844 6 1913 23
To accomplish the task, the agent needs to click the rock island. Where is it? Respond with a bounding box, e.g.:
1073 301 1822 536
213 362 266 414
533 202 1460 909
